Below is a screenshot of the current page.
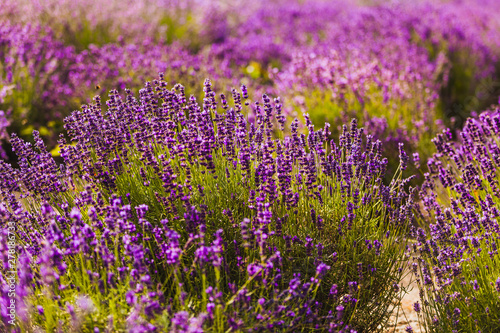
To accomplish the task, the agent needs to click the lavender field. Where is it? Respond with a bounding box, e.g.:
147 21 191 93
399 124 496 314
1 0 500 332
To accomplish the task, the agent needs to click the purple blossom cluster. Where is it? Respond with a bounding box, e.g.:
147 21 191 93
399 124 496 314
208 0 353 66
408 0 500 79
264 0 500 168
0 78 415 331
198 0 500 179
0 23 76 132
67 40 235 103
210 0 499 76
0 20 235 153
273 45 447 152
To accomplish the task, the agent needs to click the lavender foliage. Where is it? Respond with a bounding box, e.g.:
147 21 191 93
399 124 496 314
0 78 415 331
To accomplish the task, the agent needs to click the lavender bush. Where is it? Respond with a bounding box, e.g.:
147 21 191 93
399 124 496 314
0 22 237 155
272 44 448 179
67 41 235 104
0 0 244 155
208 0 352 68
413 102 500 332
263 0 500 181
0 23 76 143
0 78 415 331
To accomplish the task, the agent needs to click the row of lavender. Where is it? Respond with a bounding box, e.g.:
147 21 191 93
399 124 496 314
0 77 417 331
2 75 500 332
1 0 500 164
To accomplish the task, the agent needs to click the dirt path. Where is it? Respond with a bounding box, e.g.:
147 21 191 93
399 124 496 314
385 271 423 333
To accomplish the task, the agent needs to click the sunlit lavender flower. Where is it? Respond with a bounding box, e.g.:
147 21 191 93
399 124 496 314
316 262 330 279
413 301 421 313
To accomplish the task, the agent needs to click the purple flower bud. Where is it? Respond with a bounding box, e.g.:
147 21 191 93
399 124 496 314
413 301 421 313
336 305 344 320
207 302 215 316
316 262 331 279
70 207 82 221
330 284 338 297
413 152 420 169
398 143 409 171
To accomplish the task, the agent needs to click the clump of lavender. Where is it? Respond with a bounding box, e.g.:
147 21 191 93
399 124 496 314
0 77 414 331
67 40 236 105
0 23 76 149
0 22 237 156
414 103 500 332
252 0 499 174
272 44 447 178
208 0 350 66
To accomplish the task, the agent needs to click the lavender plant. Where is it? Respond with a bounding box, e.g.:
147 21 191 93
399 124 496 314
0 23 76 146
0 77 415 332
0 22 237 156
272 44 448 179
413 103 500 332
208 0 351 67
67 40 236 106
264 0 500 179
